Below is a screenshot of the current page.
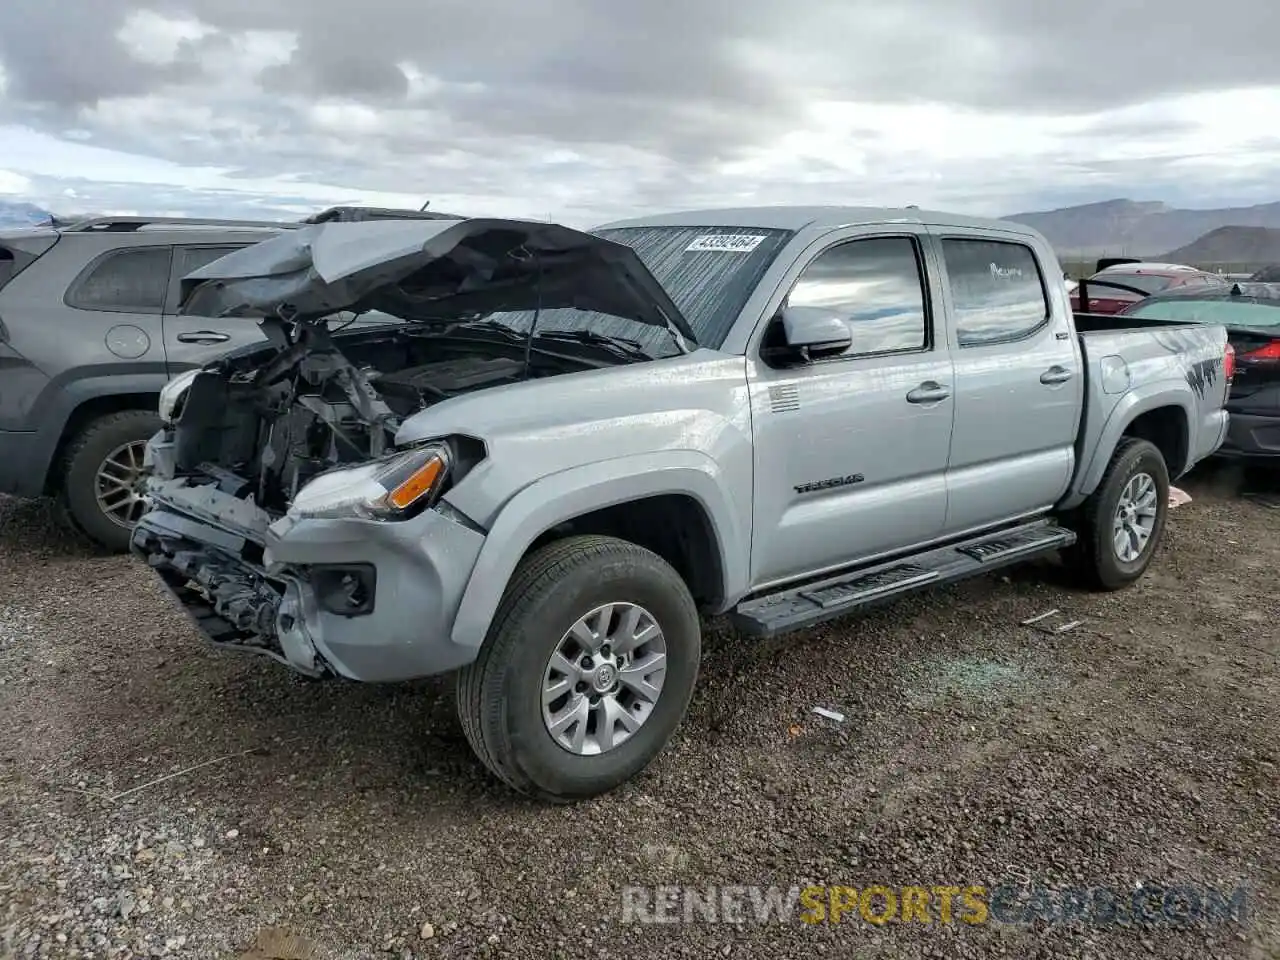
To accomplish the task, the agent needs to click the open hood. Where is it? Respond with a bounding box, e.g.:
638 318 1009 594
179 217 696 345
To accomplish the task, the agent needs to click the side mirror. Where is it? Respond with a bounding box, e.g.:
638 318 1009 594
778 306 851 361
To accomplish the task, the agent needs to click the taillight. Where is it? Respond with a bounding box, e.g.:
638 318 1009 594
1241 339 1280 360
1224 343 1235 382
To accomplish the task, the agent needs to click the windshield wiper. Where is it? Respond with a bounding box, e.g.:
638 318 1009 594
423 318 654 361
532 329 652 359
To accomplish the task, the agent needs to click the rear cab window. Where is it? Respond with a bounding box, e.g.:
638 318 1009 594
65 246 173 314
940 238 1049 346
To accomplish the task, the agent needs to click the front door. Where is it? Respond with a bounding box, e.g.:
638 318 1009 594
161 243 409 372
161 243 265 372
746 228 955 589
930 229 1081 534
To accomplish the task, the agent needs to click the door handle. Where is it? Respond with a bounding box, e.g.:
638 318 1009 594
906 381 951 404
1040 365 1073 385
176 331 231 344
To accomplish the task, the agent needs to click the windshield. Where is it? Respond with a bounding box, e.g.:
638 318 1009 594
462 225 794 355
1127 298 1280 330
1086 273 1176 296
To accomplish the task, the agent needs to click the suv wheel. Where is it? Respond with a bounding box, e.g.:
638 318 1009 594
456 535 701 801
1066 437 1170 590
61 410 162 552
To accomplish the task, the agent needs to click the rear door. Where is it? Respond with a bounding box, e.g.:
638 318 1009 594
931 229 1081 534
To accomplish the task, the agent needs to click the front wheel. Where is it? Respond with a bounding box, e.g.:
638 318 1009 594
1064 437 1170 591
455 535 701 802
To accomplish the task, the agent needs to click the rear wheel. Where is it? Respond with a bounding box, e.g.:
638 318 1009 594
455 535 701 801
60 410 162 552
1064 438 1170 590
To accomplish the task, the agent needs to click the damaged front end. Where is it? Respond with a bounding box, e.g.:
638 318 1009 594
132 216 692 681
133 482 321 675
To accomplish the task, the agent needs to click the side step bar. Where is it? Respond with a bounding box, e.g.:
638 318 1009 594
732 519 1077 638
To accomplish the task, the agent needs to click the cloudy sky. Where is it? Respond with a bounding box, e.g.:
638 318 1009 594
2 0 1279 225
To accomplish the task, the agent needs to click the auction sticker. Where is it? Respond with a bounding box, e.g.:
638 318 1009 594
686 234 767 253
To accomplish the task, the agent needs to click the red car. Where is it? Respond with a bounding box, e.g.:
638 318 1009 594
1070 262 1228 314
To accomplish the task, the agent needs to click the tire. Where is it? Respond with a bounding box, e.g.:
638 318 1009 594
456 535 701 802
60 409 163 552
1064 438 1170 591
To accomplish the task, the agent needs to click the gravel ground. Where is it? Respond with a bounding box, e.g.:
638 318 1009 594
1 463 1277 960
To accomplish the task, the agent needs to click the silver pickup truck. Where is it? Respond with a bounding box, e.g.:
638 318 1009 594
131 207 1231 801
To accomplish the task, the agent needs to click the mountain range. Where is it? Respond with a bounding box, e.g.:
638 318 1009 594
0 200 53 227
1003 198 1280 261
5 195 1280 266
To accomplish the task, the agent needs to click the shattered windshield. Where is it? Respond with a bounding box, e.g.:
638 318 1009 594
469 225 794 355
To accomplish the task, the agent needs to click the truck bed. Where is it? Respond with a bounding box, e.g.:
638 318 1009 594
1073 311 1216 334
1064 310 1230 507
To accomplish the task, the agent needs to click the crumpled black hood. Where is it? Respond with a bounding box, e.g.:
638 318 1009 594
179 217 696 344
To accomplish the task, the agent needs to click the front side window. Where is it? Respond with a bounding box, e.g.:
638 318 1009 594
177 245 246 276
942 238 1049 346
66 246 173 314
783 235 930 357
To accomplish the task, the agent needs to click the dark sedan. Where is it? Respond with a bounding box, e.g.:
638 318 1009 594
1119 283 1280 460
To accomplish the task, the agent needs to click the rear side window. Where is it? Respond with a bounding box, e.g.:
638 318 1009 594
784 235 930 357
942 238 1049 346
65 246 173 314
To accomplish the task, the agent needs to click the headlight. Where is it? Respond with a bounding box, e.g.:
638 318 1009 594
288 443 451 521
159 369 201 423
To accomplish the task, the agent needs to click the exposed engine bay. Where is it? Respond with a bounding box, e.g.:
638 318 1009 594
136 317 627 671
161 318 599 516
131 214 697 679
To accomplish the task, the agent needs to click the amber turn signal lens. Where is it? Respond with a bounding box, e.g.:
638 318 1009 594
387 456 445 510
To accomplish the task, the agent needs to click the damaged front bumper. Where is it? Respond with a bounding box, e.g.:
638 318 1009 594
131 437 487 682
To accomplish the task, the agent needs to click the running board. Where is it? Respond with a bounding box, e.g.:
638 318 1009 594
732 520 1077 638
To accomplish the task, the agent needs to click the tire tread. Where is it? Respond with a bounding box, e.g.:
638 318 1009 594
59 409 162 551
455 534 696 801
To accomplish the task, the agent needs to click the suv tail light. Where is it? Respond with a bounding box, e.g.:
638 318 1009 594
1225 342 1235 382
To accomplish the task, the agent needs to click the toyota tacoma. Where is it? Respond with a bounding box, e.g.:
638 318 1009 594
131 208 1232 801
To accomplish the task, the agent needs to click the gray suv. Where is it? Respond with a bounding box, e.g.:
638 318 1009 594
0 207 457 550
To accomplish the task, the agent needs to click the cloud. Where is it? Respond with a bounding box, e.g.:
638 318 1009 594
0 169 33 195
1 0 1279 223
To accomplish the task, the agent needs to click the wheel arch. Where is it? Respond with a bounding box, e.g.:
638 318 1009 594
448 451 751 650
1064 383 1193 509
45 390 162 494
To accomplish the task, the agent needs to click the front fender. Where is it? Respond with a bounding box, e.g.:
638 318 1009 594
1065 378 1192 508
448 450 751 650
